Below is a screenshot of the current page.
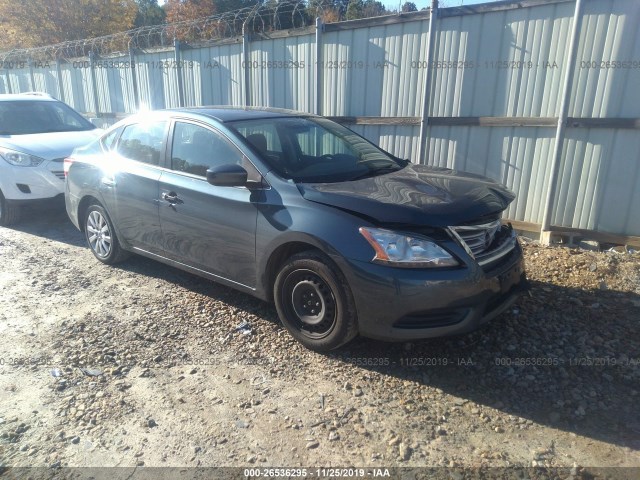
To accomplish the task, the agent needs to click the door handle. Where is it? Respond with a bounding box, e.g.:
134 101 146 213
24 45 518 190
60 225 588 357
161 192 183 205
101 177 116 187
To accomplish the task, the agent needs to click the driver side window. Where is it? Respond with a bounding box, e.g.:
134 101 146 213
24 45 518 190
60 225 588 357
171 122 243 177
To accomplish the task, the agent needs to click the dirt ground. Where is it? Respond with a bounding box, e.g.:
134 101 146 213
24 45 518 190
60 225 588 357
0 203 639 477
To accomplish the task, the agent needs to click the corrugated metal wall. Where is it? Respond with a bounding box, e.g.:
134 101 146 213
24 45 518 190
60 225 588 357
551 0 640 234
425 0 575 226
249 35 316 111
182 42 244 107
2 0 639 237
430 2 573 118
422 0 639 236
322 21 430 117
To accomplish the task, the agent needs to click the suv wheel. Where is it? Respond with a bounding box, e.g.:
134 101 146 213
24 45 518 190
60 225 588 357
84 204 129 264
0 190 20 226
274 251 358 351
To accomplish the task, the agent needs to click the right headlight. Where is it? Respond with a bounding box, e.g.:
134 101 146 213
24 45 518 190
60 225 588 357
0 147 45 167
359 227 459 268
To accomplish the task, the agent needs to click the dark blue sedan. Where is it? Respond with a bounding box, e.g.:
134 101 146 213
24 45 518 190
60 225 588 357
65 107 526 351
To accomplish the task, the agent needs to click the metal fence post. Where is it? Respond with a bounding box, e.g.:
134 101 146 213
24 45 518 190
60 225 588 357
242 24 251 107
540 0 584 241
129 48 140 111
174 38 185 108
315 17 323 116
89 51 101 118
28 58 36 91
417 0 438 165
55 59 65 102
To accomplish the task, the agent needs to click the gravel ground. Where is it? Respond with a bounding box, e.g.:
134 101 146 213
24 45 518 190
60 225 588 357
0 204 639 477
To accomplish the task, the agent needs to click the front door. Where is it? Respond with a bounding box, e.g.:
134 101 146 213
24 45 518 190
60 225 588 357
158 121 258 288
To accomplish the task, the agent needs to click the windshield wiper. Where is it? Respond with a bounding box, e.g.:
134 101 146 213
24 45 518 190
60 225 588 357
346 164 404 182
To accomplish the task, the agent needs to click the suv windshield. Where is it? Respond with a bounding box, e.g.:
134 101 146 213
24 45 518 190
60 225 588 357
228 116 406 183
0 100 96 135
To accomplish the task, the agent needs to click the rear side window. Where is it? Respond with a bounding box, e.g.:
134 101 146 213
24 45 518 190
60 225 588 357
117 121 167 166
171 122 244 177
100 126 123 151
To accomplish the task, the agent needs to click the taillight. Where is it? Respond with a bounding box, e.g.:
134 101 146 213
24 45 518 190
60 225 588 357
63 157 75 177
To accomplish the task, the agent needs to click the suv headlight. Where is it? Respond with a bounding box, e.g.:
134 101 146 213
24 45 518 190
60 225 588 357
0 147 45 167
359 227 458 267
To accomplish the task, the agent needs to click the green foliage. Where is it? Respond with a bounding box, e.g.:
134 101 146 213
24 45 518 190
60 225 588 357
307 0 349 23
134 0 166 28
0 0 137 49
401 2 418 12
346 0 387 20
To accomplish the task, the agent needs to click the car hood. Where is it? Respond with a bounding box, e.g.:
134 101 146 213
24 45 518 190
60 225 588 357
0 130 101 161
298 164 515 227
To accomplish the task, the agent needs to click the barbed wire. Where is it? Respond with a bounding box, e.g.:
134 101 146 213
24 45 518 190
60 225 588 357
0 1 396 63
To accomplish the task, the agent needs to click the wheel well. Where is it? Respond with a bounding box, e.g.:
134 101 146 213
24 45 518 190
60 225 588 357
77 196 101 232
265 242 322 301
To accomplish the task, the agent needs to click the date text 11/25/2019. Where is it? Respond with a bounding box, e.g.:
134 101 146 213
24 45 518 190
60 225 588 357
244 468 391 478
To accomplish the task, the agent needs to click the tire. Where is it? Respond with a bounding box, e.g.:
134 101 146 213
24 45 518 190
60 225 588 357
84 203 129 264
0 190 20 226
274 250 358 351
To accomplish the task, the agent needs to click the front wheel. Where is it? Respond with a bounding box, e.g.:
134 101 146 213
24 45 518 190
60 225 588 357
0 190 20 226
274 251 358 351
84 204 129 264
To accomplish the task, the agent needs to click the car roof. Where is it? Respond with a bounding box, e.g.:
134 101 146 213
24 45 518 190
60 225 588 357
0 93 58 102
161 106 316 123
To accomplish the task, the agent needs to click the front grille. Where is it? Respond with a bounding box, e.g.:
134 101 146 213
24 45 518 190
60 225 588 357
450 220 502 256
449 220 516 267
51 171 65 180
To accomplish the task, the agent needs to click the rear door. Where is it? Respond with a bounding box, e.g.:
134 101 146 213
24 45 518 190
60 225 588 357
101 120 168 254
158 120 258 288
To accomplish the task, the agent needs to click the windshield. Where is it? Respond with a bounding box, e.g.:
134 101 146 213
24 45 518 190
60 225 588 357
0 100 96 135
228 116 406 183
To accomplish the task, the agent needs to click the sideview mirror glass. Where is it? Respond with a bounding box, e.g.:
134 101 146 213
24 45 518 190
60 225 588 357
206 164 248 187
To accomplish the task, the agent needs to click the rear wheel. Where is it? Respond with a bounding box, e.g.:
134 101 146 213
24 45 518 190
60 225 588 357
274 251 358 351
0 190 20 226
84 204 129 264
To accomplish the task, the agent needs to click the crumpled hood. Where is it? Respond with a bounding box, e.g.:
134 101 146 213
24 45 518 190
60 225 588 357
0 130 101 161
298 164 515 227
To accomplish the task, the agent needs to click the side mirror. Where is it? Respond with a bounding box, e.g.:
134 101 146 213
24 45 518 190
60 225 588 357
206 164 248 187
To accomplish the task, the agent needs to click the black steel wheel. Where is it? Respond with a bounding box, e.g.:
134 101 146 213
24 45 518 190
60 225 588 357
274 250 358 351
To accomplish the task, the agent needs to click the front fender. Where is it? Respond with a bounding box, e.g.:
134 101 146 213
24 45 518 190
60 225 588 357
253 186 377 300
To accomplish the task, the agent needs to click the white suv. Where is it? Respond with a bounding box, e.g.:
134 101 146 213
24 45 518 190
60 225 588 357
0 93 101 225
